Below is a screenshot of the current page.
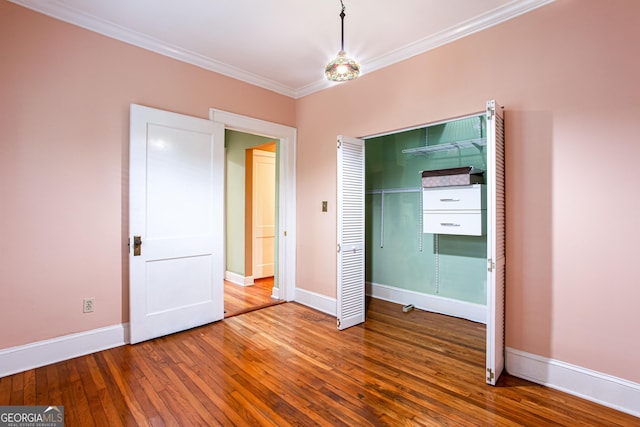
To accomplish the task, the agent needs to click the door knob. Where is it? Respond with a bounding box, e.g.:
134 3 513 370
133 235 142 256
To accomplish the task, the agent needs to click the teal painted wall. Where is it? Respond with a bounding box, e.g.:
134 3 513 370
365 115 487 304
225 130 277 278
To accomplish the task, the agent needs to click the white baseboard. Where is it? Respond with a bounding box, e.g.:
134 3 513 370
506 347 640 418
225 271 254 286
294 284 484 323
271 286 280 300
0 324 128 378
295 288 336 316
367 282 486 324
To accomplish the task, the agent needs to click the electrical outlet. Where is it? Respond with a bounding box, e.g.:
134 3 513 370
83 298 94 313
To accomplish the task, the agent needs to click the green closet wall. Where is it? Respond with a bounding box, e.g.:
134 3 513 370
365 115 487 304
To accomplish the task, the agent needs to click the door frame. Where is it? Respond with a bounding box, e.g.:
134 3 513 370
210 109 296 302
353 102 504 384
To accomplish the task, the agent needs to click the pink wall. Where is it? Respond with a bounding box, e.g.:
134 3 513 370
2 0 639 388
0 2 295 348
296 0 640 383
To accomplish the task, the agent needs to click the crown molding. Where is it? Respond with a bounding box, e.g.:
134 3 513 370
363 0 555 76
10 0 555 99
295 0 555 98
9 0 299 97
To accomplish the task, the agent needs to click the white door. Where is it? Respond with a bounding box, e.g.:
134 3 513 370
336 135 365 330
129 104 224 344
252 149 276 279
485 99 506 385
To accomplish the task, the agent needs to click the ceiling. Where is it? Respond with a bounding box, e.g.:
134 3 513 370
12 0 554 98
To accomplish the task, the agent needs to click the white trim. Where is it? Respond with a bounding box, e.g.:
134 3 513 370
0 324 128 378
506 347 640 418
8 0 297 98
271 286 280 300
9 0 555 98
210 109 297 303
295 0 557 97
224 271 254 286
295 289 337 317
368 282 486 324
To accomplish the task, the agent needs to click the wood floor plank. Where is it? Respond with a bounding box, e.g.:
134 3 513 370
224 277 280 318
22 369 36 405
34 367 49 404
1 298 638 426
9 370 23 405
99 350 152 426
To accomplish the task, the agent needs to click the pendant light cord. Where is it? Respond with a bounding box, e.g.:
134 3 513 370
339 0 346 51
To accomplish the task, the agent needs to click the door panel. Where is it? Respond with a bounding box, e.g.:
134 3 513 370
145 255 213 314
252 149 276 279
486 99 506 385
129 104 224 344
337 135 365 330
146 124 215 237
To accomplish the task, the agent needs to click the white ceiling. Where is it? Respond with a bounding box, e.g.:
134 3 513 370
12 0 554 98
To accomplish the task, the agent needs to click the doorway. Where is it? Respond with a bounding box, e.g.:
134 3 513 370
128 105 296 343
210 108 297 316
345 101 504 385
223 132 279 316
209 108 297 301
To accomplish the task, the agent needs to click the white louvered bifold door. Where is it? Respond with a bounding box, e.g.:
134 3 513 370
337 135 365 330
486 100 506 385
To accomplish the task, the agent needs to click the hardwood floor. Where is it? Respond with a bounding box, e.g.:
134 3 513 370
224 277 281 318
1 298 637 426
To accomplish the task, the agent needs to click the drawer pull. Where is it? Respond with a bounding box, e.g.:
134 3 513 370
439 198 460 202
440 222 461 227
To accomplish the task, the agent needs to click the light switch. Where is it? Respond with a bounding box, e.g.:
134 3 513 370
322 201 328 212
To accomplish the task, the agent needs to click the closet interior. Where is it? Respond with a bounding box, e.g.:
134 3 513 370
365 113 490 319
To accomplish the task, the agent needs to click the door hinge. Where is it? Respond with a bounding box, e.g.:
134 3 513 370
337 137 341 148
337 318 341 328
284 230 287 237
486 101 495 121
337 244 341 253
488 258 495 272
487 368 494 382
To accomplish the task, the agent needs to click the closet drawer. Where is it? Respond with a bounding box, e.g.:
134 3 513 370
423 211 485 236
422 184 485 211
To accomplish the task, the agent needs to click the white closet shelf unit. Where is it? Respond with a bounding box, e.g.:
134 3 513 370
422 184 487 236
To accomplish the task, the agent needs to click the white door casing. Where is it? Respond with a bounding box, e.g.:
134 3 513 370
337 135 366 330
129 104 224 344
486 99 506 385
210 109 296 302
252 150 276 279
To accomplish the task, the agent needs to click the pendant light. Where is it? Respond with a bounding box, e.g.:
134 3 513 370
325 0 360 81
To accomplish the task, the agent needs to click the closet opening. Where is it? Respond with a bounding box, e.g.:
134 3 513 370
364 113 488 323
353 100 505 385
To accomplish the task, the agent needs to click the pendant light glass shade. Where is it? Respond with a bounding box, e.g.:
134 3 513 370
325 1 360 82
325 50 360 81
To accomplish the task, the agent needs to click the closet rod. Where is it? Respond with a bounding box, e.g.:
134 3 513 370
366 187 421 195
